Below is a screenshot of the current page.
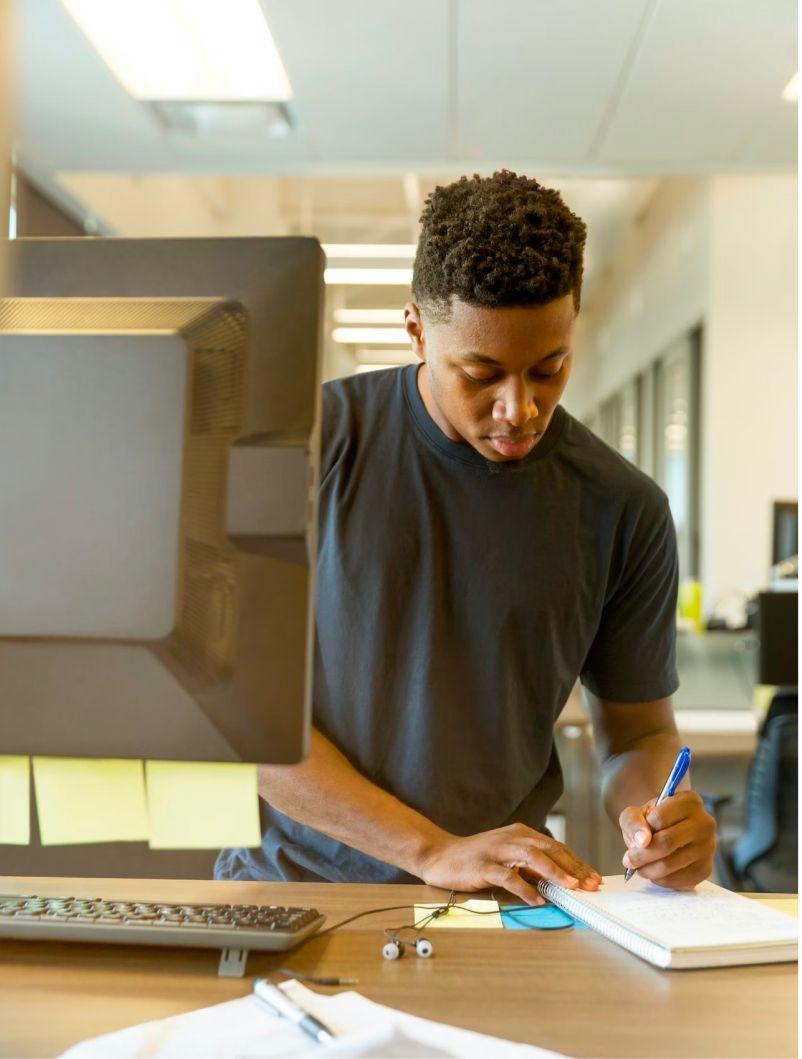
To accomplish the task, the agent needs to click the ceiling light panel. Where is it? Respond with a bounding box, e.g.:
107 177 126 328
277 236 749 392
333 309 405 324
355 349 418 365
323 244 416 259
324 269 413 286
61 0 292 101
332 328 410 345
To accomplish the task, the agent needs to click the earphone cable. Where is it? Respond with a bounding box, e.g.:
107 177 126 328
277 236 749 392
283 889 572 962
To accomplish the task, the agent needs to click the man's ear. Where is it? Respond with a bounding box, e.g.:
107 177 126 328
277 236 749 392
404 302 426 362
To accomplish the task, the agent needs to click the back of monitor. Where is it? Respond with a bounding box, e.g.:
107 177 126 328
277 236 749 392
0 237 324 764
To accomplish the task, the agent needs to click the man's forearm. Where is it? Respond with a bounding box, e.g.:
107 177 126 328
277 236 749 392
599 730 685 827
259 727 604 903
257 727 449 877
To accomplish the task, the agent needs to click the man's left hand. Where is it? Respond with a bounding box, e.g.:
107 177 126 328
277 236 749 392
619 791 716 890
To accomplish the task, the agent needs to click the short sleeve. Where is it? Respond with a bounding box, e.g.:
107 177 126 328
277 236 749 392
318 380 352 487
580 486 679 702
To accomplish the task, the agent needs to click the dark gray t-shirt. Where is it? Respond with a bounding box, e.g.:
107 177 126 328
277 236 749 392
215 364 679 883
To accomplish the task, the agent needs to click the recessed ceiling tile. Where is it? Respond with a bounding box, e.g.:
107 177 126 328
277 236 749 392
597 0 796 168
455 0 650 165
261 0 450 163
737 100 798 166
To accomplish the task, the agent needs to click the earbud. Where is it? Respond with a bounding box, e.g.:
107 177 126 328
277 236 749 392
414 937 433 958
381 934 434 960
382 939 404 960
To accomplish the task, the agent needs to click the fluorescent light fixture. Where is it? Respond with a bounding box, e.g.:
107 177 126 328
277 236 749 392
782 73 798 101
325 269 413 286
355 350 418 365
61 0 292 101
323 244 416 259
332 328 410 345
333 309 404 324
355 364 401 374
150 101 292 137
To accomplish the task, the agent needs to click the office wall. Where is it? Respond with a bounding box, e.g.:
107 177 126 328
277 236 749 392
57 174 288 237
703 174 797 612
568 178 709 416
568 174 797 614
15 172 84 236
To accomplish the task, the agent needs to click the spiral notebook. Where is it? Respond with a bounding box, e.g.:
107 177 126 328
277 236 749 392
537 875 798 969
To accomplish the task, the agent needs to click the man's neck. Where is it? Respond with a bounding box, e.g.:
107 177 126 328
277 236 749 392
415 362 464 443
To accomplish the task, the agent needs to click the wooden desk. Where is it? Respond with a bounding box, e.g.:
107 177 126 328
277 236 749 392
0 877 796 1059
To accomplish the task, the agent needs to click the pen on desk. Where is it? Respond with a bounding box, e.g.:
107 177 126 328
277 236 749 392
624 746 692 883
252 977 336 1045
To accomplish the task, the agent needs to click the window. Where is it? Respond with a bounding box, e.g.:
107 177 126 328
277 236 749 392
653 328 702 580
583 325 702 583
597 378 640 465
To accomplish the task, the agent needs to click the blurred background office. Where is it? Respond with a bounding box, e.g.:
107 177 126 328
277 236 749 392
4 0 797 887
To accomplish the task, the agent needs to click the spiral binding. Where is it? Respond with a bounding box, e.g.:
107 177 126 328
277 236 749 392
536 880 670 968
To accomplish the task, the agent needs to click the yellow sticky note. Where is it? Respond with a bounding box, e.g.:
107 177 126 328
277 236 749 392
0 756 31 845
753 685 779 717
414 898 503 929
32 758 149 845
758 898 798 919
145 761 261 850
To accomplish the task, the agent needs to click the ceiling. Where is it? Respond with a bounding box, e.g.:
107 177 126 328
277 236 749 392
14 0 796 177
9 0 796 375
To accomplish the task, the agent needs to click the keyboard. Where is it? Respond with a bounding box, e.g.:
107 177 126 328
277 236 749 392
0 893 325 977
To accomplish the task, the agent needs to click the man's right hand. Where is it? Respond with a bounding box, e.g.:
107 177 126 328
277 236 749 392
415 823 602 905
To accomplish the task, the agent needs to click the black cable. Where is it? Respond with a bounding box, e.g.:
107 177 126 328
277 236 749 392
273 893 567 991
311 903 421 940
278 890 573 974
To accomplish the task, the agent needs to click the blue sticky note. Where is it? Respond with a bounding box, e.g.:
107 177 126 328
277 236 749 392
500 904 586 930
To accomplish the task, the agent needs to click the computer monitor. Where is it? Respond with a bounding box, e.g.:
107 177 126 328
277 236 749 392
772 500 798 565
0 237 324 764
758 591 798 687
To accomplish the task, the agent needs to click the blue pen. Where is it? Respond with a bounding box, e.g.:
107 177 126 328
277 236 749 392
624 746 692 883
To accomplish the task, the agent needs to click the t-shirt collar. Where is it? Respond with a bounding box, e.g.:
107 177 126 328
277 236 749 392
402 363 566 473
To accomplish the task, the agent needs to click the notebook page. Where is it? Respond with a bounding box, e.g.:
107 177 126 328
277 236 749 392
554 876 798 952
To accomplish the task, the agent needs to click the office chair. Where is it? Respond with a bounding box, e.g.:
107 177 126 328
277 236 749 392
704 688 797 893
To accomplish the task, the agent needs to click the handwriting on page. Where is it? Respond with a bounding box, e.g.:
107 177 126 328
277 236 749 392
590 884 798 949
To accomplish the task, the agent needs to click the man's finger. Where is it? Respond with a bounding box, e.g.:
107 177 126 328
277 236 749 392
509 826 603 882
518 837 600 881
645 790 705 831
640 852 713 891
501 843 580 888
548 839 603 882
652 864 712 891
624 842 699 881
623 819 696 870
512 847 582 889
486 865 545 906
619 804 653 849
539 844 602 889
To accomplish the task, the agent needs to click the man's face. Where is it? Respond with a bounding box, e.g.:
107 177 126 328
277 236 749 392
405 294 576 463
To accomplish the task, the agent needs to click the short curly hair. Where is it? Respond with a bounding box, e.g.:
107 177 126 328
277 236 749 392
411 170 587 323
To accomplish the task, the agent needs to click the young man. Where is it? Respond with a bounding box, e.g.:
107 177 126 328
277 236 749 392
216 171 715 903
